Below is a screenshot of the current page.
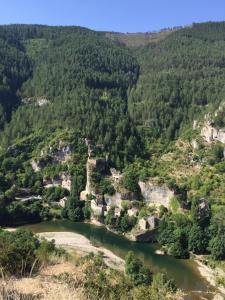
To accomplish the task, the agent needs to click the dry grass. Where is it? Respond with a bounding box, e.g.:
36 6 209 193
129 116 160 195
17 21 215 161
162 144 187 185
0 258 84 300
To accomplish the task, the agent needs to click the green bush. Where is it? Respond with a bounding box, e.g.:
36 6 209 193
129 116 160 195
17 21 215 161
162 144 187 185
0 229 58 276
125 251 152 286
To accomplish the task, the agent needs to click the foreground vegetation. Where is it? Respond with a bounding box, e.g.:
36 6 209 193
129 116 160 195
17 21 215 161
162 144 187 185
0 229 183 300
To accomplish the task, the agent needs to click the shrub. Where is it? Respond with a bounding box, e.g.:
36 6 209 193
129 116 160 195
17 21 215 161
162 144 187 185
0 229 58 276
125 251 152 286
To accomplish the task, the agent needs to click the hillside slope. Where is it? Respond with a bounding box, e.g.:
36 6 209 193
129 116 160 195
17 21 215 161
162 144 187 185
0 25 141 168
129 22 225 139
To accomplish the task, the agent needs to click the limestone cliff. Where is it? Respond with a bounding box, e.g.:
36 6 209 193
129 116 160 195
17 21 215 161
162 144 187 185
48 140 73 163
201 108 225 144
138 180 173 208
82 157 173 208
43 172 72 191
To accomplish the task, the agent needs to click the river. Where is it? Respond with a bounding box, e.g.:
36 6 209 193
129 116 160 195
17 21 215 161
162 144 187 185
22 220 215 300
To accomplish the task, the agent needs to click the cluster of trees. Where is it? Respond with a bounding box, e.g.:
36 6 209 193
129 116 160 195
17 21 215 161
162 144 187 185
158 200 225 260
91 170 115 195
79 251 179 300
61 171 90 222
1 22 225 158
0 26 32 129
0 129 88 226
0 230 180 300
214 110 225 128
125 251 152 285
0 229 64 276
0 200 50 226
0 136 47 226
122 167 142 197
43 186 69 203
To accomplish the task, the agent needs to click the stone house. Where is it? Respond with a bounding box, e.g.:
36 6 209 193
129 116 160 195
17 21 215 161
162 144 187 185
138 216 160 231
91 199 106 217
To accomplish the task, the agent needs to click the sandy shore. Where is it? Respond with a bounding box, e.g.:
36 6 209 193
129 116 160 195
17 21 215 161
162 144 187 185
39 231 124 270
195 259 225 299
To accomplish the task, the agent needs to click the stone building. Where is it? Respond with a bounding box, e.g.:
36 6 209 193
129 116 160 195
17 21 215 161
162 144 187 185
138 216 160 231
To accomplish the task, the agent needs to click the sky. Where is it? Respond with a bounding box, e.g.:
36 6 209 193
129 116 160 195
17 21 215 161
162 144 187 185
0 0 225 32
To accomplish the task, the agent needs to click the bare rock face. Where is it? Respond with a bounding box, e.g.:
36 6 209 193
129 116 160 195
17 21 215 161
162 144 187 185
61 172 72 191
36 98 49 106
110 168 123 184
104 192 123 208
51 141 72 163
31 159 41 172
22 97 50 106
30 159 46 172
131 229 158 242
193 120 199 130
138 180 174 208
191 139 199 150
59 197 67 208
91 199 106 217
201 109 225 144
201 121 225 144
40 140 73 164
43 172 72 191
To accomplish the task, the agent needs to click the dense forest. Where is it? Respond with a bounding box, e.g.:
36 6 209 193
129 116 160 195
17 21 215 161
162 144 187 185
128 22 225 139
0 25 142 169
1 22 225 157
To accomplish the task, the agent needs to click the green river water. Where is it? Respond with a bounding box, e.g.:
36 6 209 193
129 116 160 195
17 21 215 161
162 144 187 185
22 220 216 300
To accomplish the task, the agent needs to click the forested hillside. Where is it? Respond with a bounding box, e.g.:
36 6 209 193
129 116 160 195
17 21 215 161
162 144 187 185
1 22 225 158
0 27 31 128
128 22 225 140
0 25 142 169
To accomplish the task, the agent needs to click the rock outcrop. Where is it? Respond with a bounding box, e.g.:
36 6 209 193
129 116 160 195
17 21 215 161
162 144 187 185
129 229 158 242
61 172 72 191
22 97 50 106
39 140 73 164
191 139 199 150
201 110 225 144
31 159 45 172
138 180 174 208
138 216 160 231
201 120 225 144
51 141 72 163
43 172 72 191
31 140 73 172
91 199 106 217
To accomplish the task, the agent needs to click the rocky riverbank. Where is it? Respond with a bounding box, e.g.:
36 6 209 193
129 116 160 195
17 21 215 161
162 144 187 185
194 257 225 299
